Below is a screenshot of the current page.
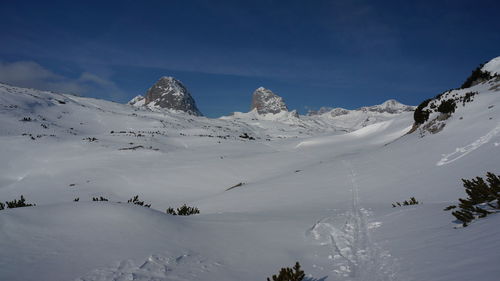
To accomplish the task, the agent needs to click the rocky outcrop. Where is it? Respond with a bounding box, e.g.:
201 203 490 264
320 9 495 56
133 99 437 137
251 87 289 115
129 77 202 116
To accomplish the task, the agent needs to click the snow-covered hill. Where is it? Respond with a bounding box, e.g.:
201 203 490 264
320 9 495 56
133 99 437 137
0 57 499 281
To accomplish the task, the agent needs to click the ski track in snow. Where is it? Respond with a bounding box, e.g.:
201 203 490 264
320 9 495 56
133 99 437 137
307 161 398 281
76 252 222 281
437 123 500 166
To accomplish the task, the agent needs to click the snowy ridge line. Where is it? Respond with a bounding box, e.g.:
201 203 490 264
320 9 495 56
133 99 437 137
437 122 500 166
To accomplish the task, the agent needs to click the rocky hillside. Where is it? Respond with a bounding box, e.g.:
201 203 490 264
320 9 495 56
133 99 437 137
411 56 500 136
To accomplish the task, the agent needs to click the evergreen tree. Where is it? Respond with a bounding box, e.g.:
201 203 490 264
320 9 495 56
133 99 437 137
267 262 305 281
447 172 500 226
5 195 35 208
127 195 151 208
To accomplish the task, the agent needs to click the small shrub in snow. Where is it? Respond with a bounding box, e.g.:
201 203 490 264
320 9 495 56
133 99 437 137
267 261 305 281
437 99 456 114
92 196 109 202
0 202 4 210
4 195 35 209
166 204 200 216
74 197 80 202
446 172 500 227
127 195 151 208
392 197 419 207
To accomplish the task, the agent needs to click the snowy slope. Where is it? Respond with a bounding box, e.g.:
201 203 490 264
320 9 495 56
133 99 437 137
0 66 499 281
482 56 500 74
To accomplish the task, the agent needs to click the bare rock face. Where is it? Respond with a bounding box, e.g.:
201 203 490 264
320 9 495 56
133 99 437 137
130 77 202 116
251 87 289 114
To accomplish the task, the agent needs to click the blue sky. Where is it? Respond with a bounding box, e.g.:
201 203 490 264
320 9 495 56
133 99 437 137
0 0 499 117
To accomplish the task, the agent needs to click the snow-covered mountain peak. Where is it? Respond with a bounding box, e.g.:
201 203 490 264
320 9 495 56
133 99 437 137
129 77 202 116
359 99 415 114
482 56 500 75
251 87 289 115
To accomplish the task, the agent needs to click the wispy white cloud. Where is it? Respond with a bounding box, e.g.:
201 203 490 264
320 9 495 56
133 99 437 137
0 60 124 100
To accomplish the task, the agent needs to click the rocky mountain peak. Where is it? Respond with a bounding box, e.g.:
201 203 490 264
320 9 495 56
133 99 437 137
251 87 289 114
129 77 202 116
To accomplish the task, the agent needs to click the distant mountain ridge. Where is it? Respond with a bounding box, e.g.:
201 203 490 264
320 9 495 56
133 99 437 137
308 99 414 116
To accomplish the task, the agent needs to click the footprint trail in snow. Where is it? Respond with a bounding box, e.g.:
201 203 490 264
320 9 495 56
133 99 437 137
307 161 399 281
437 123 500 166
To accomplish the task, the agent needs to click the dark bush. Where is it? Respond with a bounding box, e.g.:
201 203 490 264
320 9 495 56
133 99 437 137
267 262 305 281
445 172 500 227
392 197 419 207
166 207 176 215
92 196 109 202
166 204 200 216
74 197 80 202
4 195 35 209
0 202 4 210
414 99 432 124
461 64 494 89
437 99 456 114
127 195 151 208
443 205 456 211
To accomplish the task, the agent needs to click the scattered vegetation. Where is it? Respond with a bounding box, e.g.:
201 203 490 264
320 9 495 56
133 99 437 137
92 196 109 202
392 197 419 208
267 262 305 281
445 172 500 227
461 91 477 105
0 195 36 210
74 197 80 202
127 195 151 208
166 204 200 216
20 117 32 122
461 64 495 89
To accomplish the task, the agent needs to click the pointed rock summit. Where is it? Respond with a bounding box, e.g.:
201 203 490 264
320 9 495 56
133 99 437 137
251 87 289 115
129 77 202 116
